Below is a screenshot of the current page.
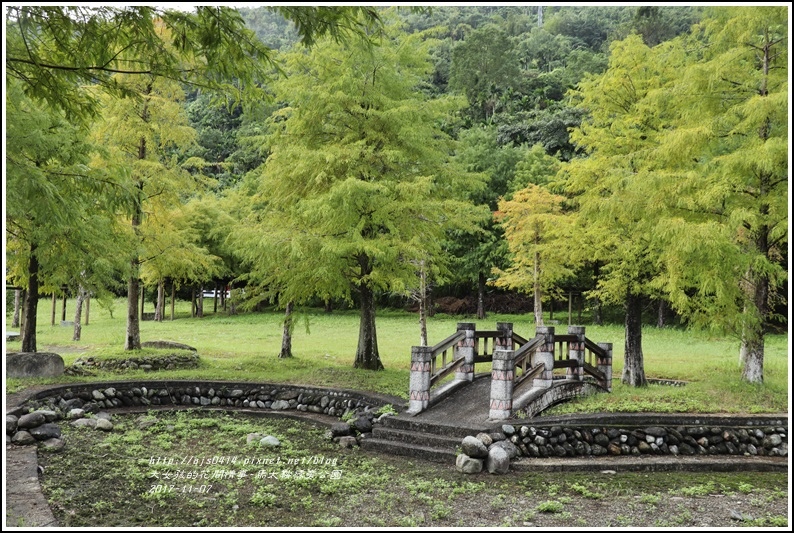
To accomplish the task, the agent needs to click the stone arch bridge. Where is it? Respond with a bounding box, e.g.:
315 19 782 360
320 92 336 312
407 322 613 424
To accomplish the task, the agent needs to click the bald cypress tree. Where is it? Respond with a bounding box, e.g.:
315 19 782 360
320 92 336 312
234 20 484 370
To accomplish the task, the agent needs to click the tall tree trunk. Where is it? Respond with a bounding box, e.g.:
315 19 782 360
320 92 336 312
125 84 150 351
279 301 294 358
61 291 67 322
171 281 175 321
213 284 219 314
418 261 428 347
73 286 87 341
533 248 544 327
657 299 666 328
740 39 774 383
21 248 39 352
354 254 383 370
742 267 769 384
85 294 90 325
324 299 332 313
549 297 554 321
592 296 602 325
568 291 573 326
12 289 22 328
622 291 648 387
197 285 204 318
477 271 486 320
355 284 384 370
125 257 141 350
51 292 57 326
155 279 164 321
126 173 143 350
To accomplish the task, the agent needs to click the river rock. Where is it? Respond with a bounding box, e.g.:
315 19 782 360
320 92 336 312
456 454 483 474
29 423 62 440
461 436 488 458
486 446 510 474
17 412 46 430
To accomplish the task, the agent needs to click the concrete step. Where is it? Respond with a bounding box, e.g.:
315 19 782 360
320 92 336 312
372 426 462 450
381 415 487 438
360 438 457 464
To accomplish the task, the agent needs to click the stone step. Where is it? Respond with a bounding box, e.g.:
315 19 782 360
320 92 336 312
381 415 487 439
372 426 462 450
360 438 457 464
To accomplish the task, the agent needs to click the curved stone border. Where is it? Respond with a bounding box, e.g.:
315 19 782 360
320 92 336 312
5 380 407 527
6 381 406 430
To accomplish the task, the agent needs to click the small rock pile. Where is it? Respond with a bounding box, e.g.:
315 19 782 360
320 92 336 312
6 408 115 453
456 430 517 475
328 411 394 449
66 352 200 375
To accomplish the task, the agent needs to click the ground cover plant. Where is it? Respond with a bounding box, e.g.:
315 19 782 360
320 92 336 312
35 410 788 528
5 298 789 414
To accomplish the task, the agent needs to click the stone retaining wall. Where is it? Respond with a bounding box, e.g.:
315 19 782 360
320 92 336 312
7 380 402 421
456 419 788 474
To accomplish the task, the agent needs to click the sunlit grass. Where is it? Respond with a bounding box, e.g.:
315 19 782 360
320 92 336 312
5 297 789 413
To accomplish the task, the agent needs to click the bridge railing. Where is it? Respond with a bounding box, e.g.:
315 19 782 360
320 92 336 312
407 322 612 416
409 322 513 415
489 325 613 420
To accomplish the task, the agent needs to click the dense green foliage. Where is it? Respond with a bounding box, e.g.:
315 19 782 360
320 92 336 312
4 6 787 384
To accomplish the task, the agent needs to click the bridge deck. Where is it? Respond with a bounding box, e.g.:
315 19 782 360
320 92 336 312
410 374 494 429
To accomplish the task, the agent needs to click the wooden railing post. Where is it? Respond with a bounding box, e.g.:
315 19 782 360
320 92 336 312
489 347 515 420
534 326 555 389
408 345 433 415
597 342 613 392
454 322 476 382
496 322 513 350
568 325 585 381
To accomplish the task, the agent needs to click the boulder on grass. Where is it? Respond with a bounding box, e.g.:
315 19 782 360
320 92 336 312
6 352 64 378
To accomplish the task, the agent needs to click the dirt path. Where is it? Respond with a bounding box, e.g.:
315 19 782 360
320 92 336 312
5 445 58 527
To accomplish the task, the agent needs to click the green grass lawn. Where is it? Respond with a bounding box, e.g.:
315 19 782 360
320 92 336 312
5 297 790 414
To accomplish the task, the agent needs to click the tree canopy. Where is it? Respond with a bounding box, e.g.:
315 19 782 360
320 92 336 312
232 20 485 369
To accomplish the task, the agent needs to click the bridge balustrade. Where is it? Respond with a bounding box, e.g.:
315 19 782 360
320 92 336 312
409 322 612 417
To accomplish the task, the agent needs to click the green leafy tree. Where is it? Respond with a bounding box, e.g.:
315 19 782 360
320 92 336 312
91 72 201 349
494 184 574 326
234 22 484 370
7 5 389 350
6 6 385 123
652 7 788 384
445 126 519 319
5 80 129 351
449 24 521 123
139 197 228 321
562 34 685 387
